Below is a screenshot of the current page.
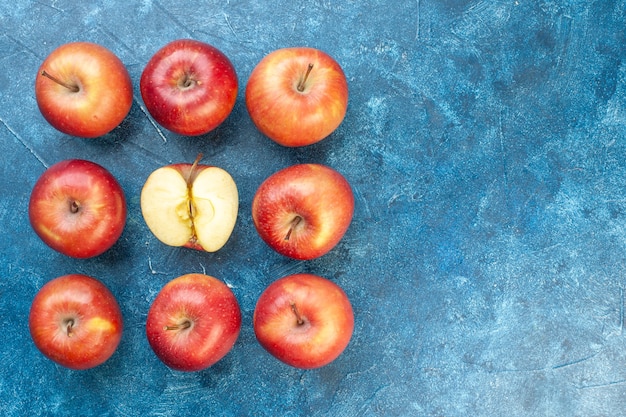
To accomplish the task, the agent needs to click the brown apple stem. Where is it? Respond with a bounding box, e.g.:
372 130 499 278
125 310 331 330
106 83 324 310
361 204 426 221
284 216 303 241
297 63 314 92
179 74 196 89
187 153 204 186
290 302 305 326
40 70 80 93
64 318 75 338
69 200 80 214
164 320 192 331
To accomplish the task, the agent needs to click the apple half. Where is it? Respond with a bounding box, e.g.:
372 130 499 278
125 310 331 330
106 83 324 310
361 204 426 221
140 157 238 252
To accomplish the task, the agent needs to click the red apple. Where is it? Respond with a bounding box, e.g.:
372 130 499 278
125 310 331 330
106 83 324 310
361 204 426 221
253 273 354 369
140 39 238 136
28 159 127 259
29 274 124 370
146 273 242 372
245 47 349 147
35 41 133 138
252 164 354 260
140 154 238 252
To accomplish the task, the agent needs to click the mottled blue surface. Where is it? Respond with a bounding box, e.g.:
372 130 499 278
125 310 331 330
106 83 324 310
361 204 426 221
1 1 626 416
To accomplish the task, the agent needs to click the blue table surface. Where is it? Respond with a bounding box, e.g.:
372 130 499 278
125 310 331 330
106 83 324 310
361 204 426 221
2 1 626 416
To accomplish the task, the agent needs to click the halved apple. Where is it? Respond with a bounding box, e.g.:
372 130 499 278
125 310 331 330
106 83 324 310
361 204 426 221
140 156 238 252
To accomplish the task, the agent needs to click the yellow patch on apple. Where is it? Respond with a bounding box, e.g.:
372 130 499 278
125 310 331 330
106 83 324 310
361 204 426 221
85 316 117 333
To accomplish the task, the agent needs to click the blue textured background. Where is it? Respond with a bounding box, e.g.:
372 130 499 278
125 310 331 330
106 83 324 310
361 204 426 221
1 1 626 416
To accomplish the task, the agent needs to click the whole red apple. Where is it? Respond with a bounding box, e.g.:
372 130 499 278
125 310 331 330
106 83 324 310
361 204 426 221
140 154 238 252
140 39 238 136
35 41 133 138
252 163 354 260
29 274 124 370
146 273 242 372
245 47 348 147
28 159 127 259
253 273 354 369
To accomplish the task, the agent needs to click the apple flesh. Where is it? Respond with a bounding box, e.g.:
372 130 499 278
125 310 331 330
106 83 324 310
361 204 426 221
28 159 127 259
140 39 238 136
245 47 348 147
146 273 242 372
252 163 354 260
140 156 238 252
253 273 354 369
29 274 124 370
35 41 133 138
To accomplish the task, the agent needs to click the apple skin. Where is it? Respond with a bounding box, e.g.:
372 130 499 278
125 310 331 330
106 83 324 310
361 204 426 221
140 157 239 252
245 47 348 147
253 273 354 369
29 274 124 370
146 273 242 372
140 39 238 136
252 164 354 260
35 42 133 138
28 159 127 259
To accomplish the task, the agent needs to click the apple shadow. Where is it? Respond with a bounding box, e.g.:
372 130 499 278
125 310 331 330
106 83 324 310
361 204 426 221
196 354 237 389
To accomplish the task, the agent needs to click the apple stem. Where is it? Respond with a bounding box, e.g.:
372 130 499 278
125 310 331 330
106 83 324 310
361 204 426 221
179 74 197 89
40 70 80 93
284 216 303 241
297 63 314 92
187 153 204 186
290 303 305 326
164 320 192 331
64 318 75 338
69 200 80 214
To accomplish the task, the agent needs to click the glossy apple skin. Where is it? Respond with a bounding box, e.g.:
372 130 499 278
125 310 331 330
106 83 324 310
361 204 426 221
146 274 242 372
253 273 354 369
140 39 238 136
35 42 133 138
245 47 348 147
28 159 127 259
29 274 124 370
252 164 354 260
